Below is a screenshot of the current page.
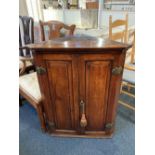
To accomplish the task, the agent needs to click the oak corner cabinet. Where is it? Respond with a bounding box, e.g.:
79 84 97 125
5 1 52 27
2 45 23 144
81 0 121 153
28 36 130 138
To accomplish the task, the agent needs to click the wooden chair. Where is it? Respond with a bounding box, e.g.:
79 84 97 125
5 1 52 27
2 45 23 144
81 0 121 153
126 29 135 64
19 16 46 131
39 20 76 41
109 14 128 43
19 16 35 73
118 29 135 111
19 62 46 131
119 66 135 111
19 55 33 75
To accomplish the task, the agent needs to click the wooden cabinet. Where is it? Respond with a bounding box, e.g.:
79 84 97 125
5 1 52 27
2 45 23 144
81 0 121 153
28 36 130 138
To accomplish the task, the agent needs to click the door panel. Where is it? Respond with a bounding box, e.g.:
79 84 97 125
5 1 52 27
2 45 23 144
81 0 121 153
46 60 74 130
79 55 114 131
86 61 111 130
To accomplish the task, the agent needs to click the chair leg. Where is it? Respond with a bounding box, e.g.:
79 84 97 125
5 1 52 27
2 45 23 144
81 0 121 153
19 95 23 107
127 83 131 91
36 104 46 132
118 100 135 111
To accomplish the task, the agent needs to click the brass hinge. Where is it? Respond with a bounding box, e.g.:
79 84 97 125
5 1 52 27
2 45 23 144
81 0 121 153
112 66 123 75
105 123 113 130
36 66 46 74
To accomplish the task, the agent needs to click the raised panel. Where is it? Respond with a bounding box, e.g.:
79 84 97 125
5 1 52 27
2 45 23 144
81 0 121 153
46 61 74 130
85 61 112 131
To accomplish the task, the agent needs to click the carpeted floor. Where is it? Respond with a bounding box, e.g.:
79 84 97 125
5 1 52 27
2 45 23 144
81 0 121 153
19 94 135 155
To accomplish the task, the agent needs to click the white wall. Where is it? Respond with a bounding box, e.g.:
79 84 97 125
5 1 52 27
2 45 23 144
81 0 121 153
26 0 43 21
43 9 81 27
64 9 81 26
19 0 28 16
43 9 64 22
43 9 135 28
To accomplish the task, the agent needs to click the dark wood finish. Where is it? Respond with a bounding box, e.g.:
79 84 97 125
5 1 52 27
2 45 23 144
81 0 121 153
27 35 130 50
28 35 130 138
80 57 112 131
39 20 76 41
46 60 74 130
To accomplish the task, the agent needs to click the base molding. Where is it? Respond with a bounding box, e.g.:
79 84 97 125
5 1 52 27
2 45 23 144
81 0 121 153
47 129 114 138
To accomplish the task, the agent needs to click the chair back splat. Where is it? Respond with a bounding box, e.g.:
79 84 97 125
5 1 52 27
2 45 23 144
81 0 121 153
39 20 76 41
19 16 34 57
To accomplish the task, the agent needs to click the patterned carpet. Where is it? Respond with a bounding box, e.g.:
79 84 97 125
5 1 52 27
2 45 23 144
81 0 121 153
19 93 135 155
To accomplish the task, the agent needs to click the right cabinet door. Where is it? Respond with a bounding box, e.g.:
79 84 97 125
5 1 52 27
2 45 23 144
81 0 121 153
79 53 123 132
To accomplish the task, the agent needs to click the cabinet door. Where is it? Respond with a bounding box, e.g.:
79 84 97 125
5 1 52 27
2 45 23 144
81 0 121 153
79 53 123 132
35 54 79 132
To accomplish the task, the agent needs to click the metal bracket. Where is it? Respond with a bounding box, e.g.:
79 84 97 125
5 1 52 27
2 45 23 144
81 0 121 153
105 123 113 130
36 66 46 74
112 66 123 75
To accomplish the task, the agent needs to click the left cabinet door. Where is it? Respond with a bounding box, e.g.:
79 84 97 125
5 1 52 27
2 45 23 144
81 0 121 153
35 54 79 133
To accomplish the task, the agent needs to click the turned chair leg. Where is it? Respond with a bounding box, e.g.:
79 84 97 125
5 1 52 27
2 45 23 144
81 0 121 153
19 95 23 107
36 104 46 132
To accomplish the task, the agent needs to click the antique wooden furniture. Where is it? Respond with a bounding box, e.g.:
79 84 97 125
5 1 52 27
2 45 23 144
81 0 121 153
27 35 130 138
86 2 99 9
19 16 35 73
19 60 46 131
39 20 76 41
19 16 46 131
109 14 128 43
119 29 135 111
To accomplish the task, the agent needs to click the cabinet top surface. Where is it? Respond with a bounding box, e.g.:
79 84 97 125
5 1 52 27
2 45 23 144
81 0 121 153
27 35 131 52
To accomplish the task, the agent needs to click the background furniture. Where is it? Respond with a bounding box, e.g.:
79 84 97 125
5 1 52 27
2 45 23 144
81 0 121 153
19 56 33 75
39 20 76 41
104 0 135 11
119 66 135 111
86 2 99 9
119 29 135 110
19 16 35 73
126 29 135 64
19 70 46 131
27 35 130 138
19 16 46 131
109 14 128 43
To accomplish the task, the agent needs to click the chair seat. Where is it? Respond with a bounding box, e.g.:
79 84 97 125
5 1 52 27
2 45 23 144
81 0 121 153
19 60 33 70
19 60 24 70
19 72 41 102
123 69 135 84
25 61 33 67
